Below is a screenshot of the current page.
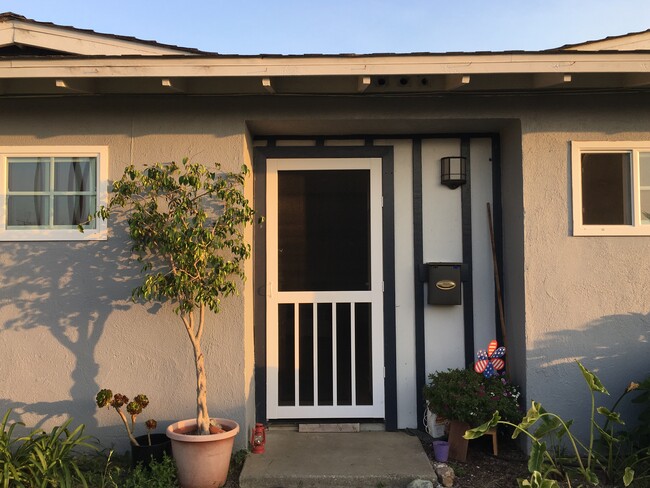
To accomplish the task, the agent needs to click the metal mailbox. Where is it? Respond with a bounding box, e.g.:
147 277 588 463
426 262 462 305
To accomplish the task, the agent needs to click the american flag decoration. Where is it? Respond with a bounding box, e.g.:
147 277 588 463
474 340 506 378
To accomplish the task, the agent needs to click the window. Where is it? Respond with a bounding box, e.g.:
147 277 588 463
0 146 107 240
572 142 650 236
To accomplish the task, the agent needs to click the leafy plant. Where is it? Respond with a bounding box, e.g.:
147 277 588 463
423 367 523 426
464 361 650 488
0 408 96 488
123 453 178 488
95 389 157 446
86 160 255 435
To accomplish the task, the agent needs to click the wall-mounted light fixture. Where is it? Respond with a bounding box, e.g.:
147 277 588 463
440 156 467 189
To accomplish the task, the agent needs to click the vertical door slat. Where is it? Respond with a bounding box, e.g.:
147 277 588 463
294 302 299 407
332 302 338 406
350 302 357 406
313 303 319 406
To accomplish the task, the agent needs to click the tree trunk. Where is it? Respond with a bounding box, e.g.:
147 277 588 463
193 332 211 435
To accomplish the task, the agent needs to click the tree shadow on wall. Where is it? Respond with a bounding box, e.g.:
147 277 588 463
0 232 139 431
528 311 650 437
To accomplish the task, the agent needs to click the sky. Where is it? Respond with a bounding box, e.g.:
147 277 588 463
2 0 650 55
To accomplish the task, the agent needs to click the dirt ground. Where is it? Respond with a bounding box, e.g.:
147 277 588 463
418 430 530 488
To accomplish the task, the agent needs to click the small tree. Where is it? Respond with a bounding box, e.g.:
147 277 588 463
91 159 255 435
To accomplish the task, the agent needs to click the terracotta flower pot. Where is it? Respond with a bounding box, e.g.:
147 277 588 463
166 418 239 488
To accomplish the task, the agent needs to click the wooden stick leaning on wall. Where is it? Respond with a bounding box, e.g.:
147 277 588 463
487 202 509 377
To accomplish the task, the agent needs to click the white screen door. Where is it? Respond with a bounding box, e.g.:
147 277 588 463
266 158 384 419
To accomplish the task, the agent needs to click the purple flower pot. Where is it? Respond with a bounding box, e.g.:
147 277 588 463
432 440 450 463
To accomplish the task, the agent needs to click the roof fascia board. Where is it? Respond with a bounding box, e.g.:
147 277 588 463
0 23 13 46
559 31 650 51
2 20 191 55
564 36 650 51
1 52 650 78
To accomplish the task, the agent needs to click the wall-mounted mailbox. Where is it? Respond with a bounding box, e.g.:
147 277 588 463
426 262 462 306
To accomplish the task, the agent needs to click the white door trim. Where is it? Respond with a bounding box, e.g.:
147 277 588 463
266 157 385 419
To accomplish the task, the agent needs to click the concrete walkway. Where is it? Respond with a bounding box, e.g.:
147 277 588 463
239 430 437 488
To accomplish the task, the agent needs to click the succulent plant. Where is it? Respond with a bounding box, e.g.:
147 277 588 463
96 389 113 408
145 419 158 446
95 389 156 447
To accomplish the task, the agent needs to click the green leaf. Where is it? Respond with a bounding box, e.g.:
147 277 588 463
533 416 563 438
623 467 635 487
513 401 543 439
596 406 624 425
528 441 547 474
556 419 572 439
518 471 559 488
580 467 600 485
464 411 500 439
577 361 609 395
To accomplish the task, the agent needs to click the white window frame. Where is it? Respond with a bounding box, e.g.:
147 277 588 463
572 141 650 236
0 146 108 241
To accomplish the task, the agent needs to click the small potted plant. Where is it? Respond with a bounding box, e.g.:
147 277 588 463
88 160 256 488
423 368 522 461
96 389 171 466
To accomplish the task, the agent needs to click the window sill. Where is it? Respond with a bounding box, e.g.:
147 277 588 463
0 228 107 241
573 225 650 236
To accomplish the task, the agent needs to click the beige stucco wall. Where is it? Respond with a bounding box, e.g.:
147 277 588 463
1 92 649 450
518 94 650 437
0 97 254 451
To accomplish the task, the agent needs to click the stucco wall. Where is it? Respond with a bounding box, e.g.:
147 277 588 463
519 94 650 437
1 92 648 450
0 97 253 451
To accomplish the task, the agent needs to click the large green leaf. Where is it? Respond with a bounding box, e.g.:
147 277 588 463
463 412 500 439
518 471 560 488
577 361 609 395
623 467 635 487
513 401 543 439
528 441 547 474
580 467 600 486
533 416 563 439
596 406 624 425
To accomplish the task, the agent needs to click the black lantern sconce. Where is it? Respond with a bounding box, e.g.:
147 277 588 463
440 156 467 189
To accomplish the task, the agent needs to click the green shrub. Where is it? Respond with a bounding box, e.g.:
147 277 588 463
423 367 523 426
465 362 650 488
0 408 96 487
123 454 178 488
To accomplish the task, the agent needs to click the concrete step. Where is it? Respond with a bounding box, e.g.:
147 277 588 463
239 430 437 488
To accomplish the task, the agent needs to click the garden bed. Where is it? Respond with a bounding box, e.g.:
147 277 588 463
417 430 529 487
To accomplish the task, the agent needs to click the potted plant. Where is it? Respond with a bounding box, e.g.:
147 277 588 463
89 159 255 487
95 389 171 467
423 368 522 461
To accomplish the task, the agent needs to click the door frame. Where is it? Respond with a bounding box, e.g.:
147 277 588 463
253 145 397 429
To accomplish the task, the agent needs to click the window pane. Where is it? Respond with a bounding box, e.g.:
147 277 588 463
641 153 650 225
581 153 631 225
640 153 650 187
8 158 50 192
54 196 96 227
641 191 650 225
7 196 49 226
54 158 96 192
278 170 371 291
